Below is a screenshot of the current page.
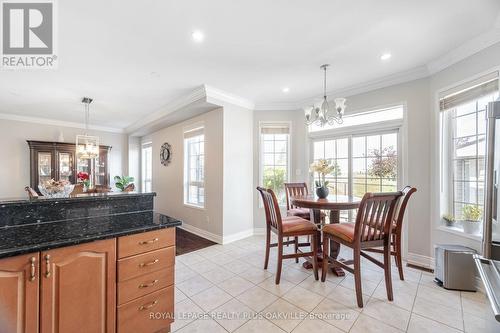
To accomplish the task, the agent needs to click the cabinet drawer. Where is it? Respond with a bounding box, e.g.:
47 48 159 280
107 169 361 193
117 286 173 333
118 268 174 305
118 247 174 282
118 228 175 259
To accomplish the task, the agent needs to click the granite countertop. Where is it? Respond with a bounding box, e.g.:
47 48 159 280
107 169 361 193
0 191 156 206
0 211 182 259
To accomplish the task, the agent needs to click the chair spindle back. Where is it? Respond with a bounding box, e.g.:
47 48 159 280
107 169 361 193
355 192 402 242
257 187 282 232
284 182 308 210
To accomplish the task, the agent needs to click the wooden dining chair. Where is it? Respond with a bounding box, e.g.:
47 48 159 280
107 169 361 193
25 186 39 199
364 186 417 280
257 187 319 284
321 191 403 308
284 182 311 219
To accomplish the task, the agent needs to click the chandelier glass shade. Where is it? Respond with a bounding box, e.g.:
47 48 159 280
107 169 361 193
305 64 346 127
76 97 99 160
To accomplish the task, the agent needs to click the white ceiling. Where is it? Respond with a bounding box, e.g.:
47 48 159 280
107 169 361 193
1 0 500 131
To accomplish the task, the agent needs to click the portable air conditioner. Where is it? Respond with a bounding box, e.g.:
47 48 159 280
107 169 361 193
434 244 477 291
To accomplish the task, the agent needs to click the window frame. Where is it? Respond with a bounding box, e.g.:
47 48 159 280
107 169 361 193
141 142 153 192
258 121 292 207
183 127 206 209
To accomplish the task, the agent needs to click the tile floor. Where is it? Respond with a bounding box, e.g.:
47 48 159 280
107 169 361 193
172 235 490 333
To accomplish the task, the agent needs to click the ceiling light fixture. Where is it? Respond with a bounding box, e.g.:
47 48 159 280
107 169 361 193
304 64 346 127
282 87 290 93
380 53 392 61
192 30 204 43
76 97 99 160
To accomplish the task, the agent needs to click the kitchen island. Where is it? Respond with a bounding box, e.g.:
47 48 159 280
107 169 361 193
0 192 181 333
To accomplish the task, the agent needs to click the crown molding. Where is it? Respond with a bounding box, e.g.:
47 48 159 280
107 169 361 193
0 112 124 133
204 85 255 110
125 85 207 134
427 27 500 75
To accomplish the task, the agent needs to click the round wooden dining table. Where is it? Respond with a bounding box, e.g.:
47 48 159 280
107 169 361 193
290 194 361 276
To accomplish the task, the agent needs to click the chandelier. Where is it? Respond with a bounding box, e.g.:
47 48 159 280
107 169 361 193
76 97 99 159
304 64 346 127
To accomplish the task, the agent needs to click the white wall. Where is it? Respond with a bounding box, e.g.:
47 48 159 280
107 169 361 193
222 104 254 240
151 108 225 240
0 118 128 198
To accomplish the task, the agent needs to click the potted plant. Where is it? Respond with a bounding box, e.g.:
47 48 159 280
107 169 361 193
310 159 337 199
114 176 135 192
442 214 456 227
462 205 482 234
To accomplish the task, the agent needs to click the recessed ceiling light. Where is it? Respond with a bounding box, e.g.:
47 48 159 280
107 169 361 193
282 87 290 93
380 53 392 61
192 30 204 43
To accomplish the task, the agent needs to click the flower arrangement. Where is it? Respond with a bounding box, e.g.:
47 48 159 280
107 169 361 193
442 214 456 227
77 171 90 188
310 159 338 198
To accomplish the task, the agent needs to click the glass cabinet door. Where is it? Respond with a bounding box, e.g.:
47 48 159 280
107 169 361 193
38 152 52 185
58 152 73 183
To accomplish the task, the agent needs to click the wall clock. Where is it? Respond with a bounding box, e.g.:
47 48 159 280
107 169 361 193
160 143 172 166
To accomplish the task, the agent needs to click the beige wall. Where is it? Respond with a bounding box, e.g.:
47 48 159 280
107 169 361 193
0 118 127 198
151 108 225 239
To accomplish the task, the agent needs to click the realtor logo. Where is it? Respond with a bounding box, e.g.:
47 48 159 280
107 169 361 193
1 0 57 69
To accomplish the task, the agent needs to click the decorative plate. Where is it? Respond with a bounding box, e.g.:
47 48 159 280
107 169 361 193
160 143 172 166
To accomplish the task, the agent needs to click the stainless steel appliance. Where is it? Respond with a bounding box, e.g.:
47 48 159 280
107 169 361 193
435 244 476 291
483 99 500 259
473 256 500 331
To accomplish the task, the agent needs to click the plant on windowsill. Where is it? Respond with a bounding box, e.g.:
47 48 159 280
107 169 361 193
442 214 456 227
310 159 338 199
461 205 482 234
114 176 135 192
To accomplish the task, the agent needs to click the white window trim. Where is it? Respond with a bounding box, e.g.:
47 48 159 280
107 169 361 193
183 127 206 209
141 141 152 193
258 121 292 207
431 67 500 241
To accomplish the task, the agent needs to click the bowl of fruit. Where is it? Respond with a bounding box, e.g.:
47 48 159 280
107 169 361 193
38 179 75 198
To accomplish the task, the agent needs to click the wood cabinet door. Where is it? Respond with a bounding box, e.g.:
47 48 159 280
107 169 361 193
0 253 39 333
40 239 116 333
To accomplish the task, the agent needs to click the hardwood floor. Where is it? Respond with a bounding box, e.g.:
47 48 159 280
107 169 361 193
175 228 216 256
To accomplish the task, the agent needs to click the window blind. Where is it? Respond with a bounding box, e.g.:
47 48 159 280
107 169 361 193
439 72 499 111
260 123 290 134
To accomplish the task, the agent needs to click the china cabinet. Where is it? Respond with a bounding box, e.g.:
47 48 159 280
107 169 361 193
27 140 111 191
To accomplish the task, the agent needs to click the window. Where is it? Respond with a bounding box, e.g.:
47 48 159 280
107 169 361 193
309 105 403 132
311 106 402 222
141 142 152 192
184 126 205 208
260 123 290 205
440 73 499 221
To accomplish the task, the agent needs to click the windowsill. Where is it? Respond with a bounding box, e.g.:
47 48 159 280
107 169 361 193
436 225 482 241
184 203 205 211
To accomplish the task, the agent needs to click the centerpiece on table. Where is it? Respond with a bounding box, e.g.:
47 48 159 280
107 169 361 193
38 179 75 198
77 171 91 191
310 159 337 199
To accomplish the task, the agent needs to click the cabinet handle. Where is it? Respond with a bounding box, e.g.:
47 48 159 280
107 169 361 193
138 238 159 245
44 254 51 278
139 259 159 268
138 300 158 311
139 279 159 289
29 257 36 282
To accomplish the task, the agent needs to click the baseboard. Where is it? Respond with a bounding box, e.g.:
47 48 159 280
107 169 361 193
222 229 255 244
406 252 435 270
253 227 266 235
177 223 223 244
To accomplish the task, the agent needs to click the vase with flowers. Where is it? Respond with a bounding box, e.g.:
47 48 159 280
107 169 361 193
77 171 91 192
310 159 337 199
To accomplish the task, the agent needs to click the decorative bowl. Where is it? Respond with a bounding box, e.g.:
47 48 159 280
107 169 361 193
38 183 75 198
